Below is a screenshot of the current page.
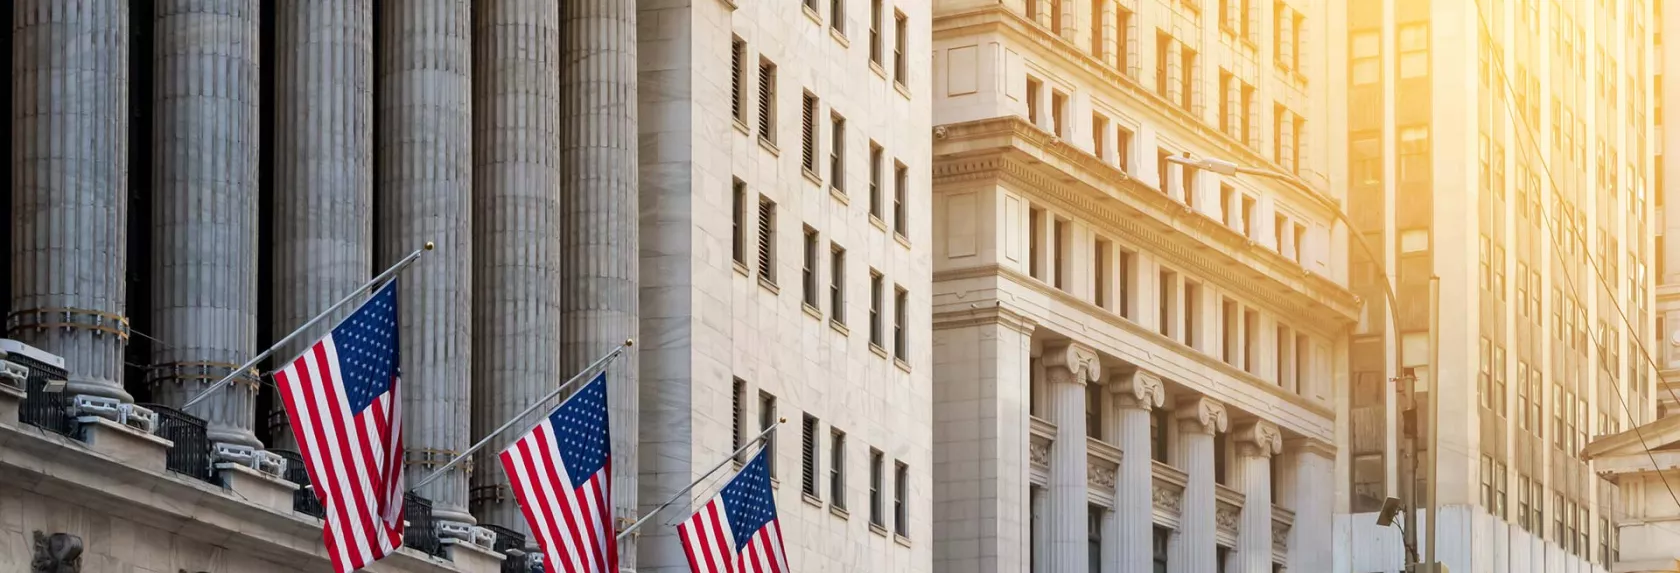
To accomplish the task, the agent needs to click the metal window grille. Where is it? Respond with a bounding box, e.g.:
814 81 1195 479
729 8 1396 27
404 493 446 558
802 93 819 172
141 403 215 484
801 414 819 496
757 197 777 282
732 378 745 453
272 449 326 518
481 524 534 573
12 351 73 437
757 60 776 141
731 38 745 121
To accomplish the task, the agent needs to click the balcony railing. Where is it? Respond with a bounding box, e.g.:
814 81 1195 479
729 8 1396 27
270 449 325 518
404 493 447 558
480 524 536 573
138 403 216 484
11 351 73 437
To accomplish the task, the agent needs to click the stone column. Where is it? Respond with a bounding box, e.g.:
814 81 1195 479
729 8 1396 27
559 1 638 566
1284 439 1335 573
1104 368 1165 573
377 0 475 534
269 0 375 451
11 0 132 404
1169 396 1227 573
469 0 561 534
1233 421 1282 573
148 0 262 451
1043 341 1100 573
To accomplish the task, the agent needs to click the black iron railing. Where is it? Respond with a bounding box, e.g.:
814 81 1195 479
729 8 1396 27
140 403 215 484
404 493 446 558
481 524 533 573
11 351 73 436
270 449 325 518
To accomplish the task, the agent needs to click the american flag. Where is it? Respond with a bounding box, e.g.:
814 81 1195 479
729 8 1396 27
678 448 789 573
275 282 406 573
499 372 618 573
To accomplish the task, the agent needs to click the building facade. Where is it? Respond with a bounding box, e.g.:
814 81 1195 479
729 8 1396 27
928 1 1354 572
0 1 932 572
1337 0 1653 571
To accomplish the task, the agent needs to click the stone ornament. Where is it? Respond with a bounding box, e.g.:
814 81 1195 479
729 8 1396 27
1088 465 1117 489
1273 520 1291 554
1215 505 1240 534
1174 396 1229 434
1042 341 1102 385
1029 441 1051 467
32 531 82 573
1234 420 1284 458
1110 368 1165 410
1152 483 1183 515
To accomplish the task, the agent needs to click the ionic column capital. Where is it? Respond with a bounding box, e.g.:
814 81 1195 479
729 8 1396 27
1043 340 1101 386
1234 420 1283 458
1175 396 1228 435
1110 367 1165 410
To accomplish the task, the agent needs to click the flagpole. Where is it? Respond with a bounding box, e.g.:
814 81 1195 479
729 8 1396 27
180 242 435 410
616 418 786 541
407 340 634 493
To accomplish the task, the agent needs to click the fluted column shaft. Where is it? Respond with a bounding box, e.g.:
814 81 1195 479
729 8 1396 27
269 0 375 451
559 0 638 564
378 0 474 529
470 0 562 534
1170 397 1226 573
1107 370 1164 573
1233 421 1280 573
11 0 132 402
149 0 262 449
1285 441 1334 573
1046 366 1087 573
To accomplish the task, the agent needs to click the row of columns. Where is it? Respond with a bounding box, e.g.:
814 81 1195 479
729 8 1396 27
10 0 638 558
1041 340 1297 573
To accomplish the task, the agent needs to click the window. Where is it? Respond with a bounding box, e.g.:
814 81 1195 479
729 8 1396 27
1089 506 1104 573
831 429 847 508
1292 223 1306 263
1479 235 1492 290
1220 184 1236 227
1533 482 1545 536
1184 281 1201 348
1115 6 1133 75
802 414 820 497
1118 250 1134 319
1053 217 1069 290
870 270 885 348
869 143 884 220
1214 433 1229 484
1480 455 1493 507
1217 547 1232 573
1093 112 1109 161
894 161 909 237
1479 336 1491 408
803 227 821 308
1152 527 1170 573
1352 30 1379 85
1219 70 1234 134
870 448 885 526
802 92 820 174
1222 299 1239 365
1399 23 1429 78
1116 125 1133 171
1156 33 1172 98
894 461 909 535
732 37 746 123
804 0 818 12
757 58 777 142
1180 47 1197 111
894 285 909 361
1094 238 1111 310
870 0 883 65
732 179 748 265
831 0 845 34
1026 76 1042 126
732 378 746 454
831 113 846 192
1158 269 1175 338
1029 207 1045 280
830 244 846 325
1516 262 1530 315
1090 0 1105 57
1518 475 1531 530
1243 309 1259 374
1241 195 1256 238
1493 345 1506 416
1240 83 1255 146
757 197 777 283
760 392 778 478
1051 90 1069 138
893 11 908 87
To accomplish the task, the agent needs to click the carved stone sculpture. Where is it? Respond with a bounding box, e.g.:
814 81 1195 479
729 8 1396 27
32 531 82 573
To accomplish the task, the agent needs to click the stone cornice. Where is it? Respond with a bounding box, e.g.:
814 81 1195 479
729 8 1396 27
1284 437 1337 458
933 116 1360 330
930 4 1337 212
930 300 1040 334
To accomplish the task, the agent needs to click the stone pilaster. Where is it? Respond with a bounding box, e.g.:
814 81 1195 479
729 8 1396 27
378 0 475 533
269 0 375 451
1285 438 1335 573
1233 421 1282 573
469 0 562 534
1169 396 1227 573
1042 341 1100 573
149 0 263 450
11 0 132 403
559 1 638 564
1105 368 1165 573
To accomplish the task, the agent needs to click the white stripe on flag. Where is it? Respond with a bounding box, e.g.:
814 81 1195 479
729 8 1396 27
280 361 355 568
320 341 391 556
303 342 376 564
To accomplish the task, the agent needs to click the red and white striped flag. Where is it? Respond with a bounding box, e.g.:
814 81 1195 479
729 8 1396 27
276 282 406 573
678 449 789 573
500 372 618 573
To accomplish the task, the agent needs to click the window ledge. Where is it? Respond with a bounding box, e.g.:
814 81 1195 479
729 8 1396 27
759 136 780 156
869 522 889 537
759 276 781 295
734 118 751 136
870 343 889 359
830 504 850 520
802 492 824 508
894 533 912 548
803 167 824 187
830 319 850 336
894 357 912 373
718 0 737 9
893 231 911 250
803 302 823 320
830 186 850 205
869 214 888 232
734 260 751 277
830 27 850 47
894 81 911 100
870 60 888 80
803 4 822 24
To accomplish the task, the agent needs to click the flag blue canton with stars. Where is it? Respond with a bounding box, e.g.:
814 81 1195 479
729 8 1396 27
550 372 612 489
721 448 780 552
332 283 400 415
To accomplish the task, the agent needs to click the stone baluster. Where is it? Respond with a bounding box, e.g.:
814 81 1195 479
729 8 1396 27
1043 341 1101 573
1105 368 1166 573
1169 396 1227 573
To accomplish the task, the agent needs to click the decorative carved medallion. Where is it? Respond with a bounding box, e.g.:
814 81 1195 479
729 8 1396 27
1215 506 1240 534
1088 465 1117 489
32 531 82 573
1151 484 1183 515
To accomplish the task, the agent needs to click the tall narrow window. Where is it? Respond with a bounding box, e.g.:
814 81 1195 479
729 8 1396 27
870 270 885 348
1026 77 1042 125
893 11 908 86
831 0 845 34
732 37 746 123
870 449 885 526
1119 249 1134 319
830 429 847 508
1089 506 1104 573
1220 184 1236 227
894 286 909 361
894 161 909 238
1093 112 1110 161
1158 270 1176 338
1116 125 1133 171
869 142 884 219
802 92 820 174
1241 195 1256 238
1029 207 1045 280
1052 217 1069 290
1090 0 1104 57
1180 47 1197 111
1292 223 1306 262
804 0 818 12
757 58 778 143
1295 334 1309 394
757 196 778 283
1051 90 1069 138
803 227 820 308
802 414 819 497
870 0 883 65
1222 299 1239 364
831 113 846 192
1219 70 1233 133
1094 238 1111 310
1155 33 1171 98
1184 281 1200 348
1243 309 1259 374
1115 7 1133 74
732 179 747 265
732 378 746 455
893 461 909 536
760 392 778 478
830 244 846 325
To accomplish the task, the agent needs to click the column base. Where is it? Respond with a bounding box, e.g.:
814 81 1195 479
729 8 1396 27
448 536 507 573
78 416 173 473
217 462 300 513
